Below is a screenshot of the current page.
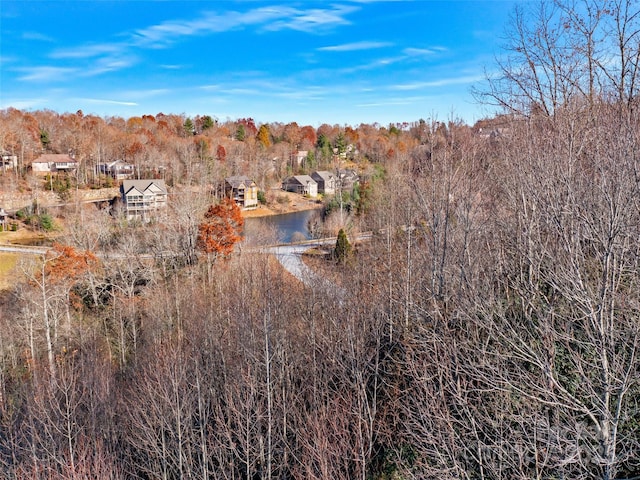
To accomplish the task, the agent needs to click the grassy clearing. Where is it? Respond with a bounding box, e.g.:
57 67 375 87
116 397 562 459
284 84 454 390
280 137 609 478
0 253 19 290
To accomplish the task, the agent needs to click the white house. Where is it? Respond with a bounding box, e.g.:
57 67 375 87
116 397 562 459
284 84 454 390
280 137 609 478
120 179 168 221
282 175 318 197
31 154 78 175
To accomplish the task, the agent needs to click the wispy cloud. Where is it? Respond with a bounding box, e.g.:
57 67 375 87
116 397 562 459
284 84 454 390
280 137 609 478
17 66 77 82
37 4 359 81
318 41 392 52
198 84 222 91
0 55 16 66
340 55 406 73
118 89 171 100
357 95 428 107
0 98 49 110
83 56 137 76
22 31 54 42
78 98 138 106
357 100 412 107
133 4 357 46
52 43 123 59
265 5 357 33
275 85 329 101
391 74 484 90
403 46 446 56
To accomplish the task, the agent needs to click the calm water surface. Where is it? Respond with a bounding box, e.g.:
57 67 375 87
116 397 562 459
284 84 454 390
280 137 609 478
244 209 320 244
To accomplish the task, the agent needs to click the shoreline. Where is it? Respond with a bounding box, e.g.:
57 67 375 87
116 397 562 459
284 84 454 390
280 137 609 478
241 201 323 219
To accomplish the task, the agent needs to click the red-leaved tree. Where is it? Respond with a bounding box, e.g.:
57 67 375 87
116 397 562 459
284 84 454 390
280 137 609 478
197 198 244 259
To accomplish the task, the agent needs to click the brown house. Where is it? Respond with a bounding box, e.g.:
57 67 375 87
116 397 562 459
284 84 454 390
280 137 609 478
224 176 259 209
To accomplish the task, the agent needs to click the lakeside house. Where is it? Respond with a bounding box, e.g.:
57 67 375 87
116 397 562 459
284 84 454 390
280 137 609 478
31 154 78 175
120 179 168 222
311 171 337 195
338 169 359 190
223 176 259 209
98 160 135 180
282 175 318 197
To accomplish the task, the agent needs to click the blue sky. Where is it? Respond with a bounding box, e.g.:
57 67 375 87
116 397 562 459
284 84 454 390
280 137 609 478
1 1 517 126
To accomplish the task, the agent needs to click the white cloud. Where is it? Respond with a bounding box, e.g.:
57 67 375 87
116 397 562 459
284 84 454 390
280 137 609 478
132 4 357 45
357 100 413 107
391 75 484 90
0 55 16 66
52 43 123 59
17 66 77 82
22 31 54 42
118 89 171 100
79 98 138 106
319 41 392 52
403 47 446 56
265 5 357 33
83 56 137 76
0 98 50 110
198 84 222 91
340 55 405 73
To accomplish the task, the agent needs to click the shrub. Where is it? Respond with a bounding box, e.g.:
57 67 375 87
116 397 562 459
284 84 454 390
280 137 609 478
39 213 54 231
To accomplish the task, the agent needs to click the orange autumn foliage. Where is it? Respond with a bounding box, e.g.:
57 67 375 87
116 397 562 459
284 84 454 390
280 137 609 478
44 243 99 284
197 199 244 257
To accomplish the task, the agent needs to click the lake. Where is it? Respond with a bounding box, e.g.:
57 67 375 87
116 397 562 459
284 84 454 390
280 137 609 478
244 209 321 245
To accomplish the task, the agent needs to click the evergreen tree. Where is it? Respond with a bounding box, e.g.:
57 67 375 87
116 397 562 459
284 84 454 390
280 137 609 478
201 115 215 130
236 124 246 141
333 228 351 264
40 128 51 150
183 118 195 135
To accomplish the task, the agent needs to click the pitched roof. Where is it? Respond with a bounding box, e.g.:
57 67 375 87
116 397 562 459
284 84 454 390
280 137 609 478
121 179 167 195
225 175 255 188
103 159 133 168
311 170 335 181
285 175 317 186
34 154 77 163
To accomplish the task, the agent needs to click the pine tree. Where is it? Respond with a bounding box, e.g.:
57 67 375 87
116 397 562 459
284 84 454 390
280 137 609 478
333 228 351 264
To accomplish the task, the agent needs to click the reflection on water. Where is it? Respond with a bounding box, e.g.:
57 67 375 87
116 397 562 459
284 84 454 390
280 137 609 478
244 209 320 245
9 237 52 247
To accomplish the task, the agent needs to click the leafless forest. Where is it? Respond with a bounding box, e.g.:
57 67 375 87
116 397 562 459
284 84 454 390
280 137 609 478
1 1 640 479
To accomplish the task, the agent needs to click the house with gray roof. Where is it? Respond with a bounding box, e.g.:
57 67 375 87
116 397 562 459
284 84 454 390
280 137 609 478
98 159 135 180
31 154 78 175
311 170 336 195
282 175 318 197
120 179 168 222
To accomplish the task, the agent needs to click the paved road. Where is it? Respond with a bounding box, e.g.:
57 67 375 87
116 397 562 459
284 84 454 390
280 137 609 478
263 243 346 299
0 244 49 255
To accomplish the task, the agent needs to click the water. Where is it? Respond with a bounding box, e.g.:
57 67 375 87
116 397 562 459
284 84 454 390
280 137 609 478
244 209 320 244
